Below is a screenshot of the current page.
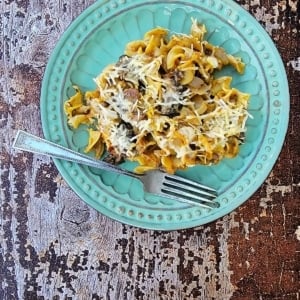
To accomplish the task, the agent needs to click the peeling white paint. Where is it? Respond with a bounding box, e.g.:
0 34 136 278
288 0 298 12
259 175 292 211
295 226 300 241
250 0 260 5
242 222 250 240
252 6 281 36
245 260 250 269
287 57 300 71
250 217 259 224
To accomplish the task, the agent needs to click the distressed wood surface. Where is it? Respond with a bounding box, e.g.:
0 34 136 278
1 1 299 299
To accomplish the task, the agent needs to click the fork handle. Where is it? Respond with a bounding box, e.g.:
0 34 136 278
13 130 139 178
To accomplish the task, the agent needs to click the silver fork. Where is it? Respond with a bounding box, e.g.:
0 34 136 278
13 130 219 209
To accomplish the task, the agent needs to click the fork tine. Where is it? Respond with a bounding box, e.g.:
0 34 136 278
162 182 218 204
163 179 217 199
161 174 219 208
165 174 217 193
160 186 219 208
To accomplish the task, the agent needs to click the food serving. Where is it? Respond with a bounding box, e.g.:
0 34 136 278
64 19 250 174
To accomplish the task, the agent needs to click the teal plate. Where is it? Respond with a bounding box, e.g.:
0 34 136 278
41 0 289 230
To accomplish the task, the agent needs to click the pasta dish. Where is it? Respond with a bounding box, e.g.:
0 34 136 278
64 19 250 174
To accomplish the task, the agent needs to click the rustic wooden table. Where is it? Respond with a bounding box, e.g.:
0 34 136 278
1 1 299 299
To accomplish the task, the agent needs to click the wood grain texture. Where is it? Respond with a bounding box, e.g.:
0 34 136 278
0 1 299 299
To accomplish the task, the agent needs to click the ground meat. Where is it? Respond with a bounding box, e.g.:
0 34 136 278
124 88 140 101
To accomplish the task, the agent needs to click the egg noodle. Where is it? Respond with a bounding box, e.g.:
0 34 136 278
64 19 250 174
